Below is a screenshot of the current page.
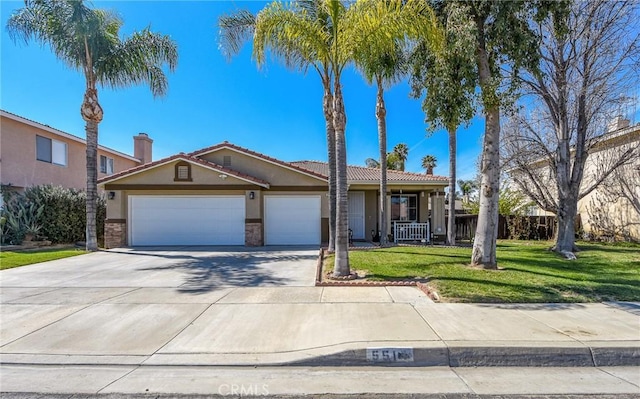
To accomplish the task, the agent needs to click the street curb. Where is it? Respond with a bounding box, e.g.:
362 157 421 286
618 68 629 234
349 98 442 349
2 344 638 368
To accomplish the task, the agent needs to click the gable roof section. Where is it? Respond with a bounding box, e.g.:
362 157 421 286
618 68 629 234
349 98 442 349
291 161 449 184
190 142 328 182
1 109 141 163
98 153 270 188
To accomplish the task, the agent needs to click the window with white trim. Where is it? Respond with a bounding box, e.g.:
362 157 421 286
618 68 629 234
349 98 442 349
100 155 114 174
36 135 67 166
391 194 417 222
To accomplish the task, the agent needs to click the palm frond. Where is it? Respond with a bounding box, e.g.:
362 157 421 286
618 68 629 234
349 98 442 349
99 29 178 97
253 1 331 72
218 9 256 60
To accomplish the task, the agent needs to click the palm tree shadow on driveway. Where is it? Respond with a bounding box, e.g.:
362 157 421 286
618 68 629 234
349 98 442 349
108 246 318 294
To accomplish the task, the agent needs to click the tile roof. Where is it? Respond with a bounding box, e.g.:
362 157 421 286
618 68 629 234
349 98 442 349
98 141 447 188
189 142 328 181
98 153 270 187
290 161 449 183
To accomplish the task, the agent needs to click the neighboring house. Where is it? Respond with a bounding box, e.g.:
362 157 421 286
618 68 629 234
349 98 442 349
580 120 640 240
99 142 448 248
516 118 640 240
0 109 152 192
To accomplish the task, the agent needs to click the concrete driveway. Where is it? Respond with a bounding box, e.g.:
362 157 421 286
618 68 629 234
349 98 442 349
0 246 319 292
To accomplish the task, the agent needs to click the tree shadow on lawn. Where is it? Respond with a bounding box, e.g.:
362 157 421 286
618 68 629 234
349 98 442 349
431 276 593 303
108 247 316 293
499 254 639 280
376 248 470 257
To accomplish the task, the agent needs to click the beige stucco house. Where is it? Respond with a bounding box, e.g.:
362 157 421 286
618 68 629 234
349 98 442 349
99 142 448 248
520 119 640 241
0 109 151 192
579 121 640 240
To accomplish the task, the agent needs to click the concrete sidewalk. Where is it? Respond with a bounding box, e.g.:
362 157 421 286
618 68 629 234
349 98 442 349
1 251 639 396
1 285 638 368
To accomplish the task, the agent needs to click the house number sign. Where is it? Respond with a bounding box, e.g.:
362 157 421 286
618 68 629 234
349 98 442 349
366 347 414 363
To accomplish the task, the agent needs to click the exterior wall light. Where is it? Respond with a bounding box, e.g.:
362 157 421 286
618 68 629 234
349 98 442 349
108 191 116 200
249 191 255 200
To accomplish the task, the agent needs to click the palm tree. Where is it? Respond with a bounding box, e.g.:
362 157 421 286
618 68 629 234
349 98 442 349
392 143 409 171
7 0 178 251
220 1 339 253
458 179 478 201
355 45 406 247
220 0 438 277
365 158 380 168
421 155 437 175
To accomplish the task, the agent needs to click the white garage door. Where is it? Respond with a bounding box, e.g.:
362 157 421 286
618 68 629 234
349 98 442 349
129 196 245 246
265 196 321 245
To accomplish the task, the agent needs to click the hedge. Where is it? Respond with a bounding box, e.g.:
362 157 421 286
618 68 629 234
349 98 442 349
1 185 105 245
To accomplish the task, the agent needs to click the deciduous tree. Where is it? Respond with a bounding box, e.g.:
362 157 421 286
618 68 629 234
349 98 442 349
502 0 639 256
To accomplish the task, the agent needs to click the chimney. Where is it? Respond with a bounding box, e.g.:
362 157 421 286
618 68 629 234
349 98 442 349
607 115 630 132
133 133 153 164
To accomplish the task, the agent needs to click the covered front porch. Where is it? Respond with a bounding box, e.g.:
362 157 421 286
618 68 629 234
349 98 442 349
347 185 446 243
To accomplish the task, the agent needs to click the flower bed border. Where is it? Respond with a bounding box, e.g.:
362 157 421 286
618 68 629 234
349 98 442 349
315 247 420 287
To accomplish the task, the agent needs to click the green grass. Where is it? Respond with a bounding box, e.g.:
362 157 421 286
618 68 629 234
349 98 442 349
0 248 87 270
325 241 640 303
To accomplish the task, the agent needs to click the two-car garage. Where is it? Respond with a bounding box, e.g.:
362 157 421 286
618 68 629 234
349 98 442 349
128 195 321 246
129 196 246 246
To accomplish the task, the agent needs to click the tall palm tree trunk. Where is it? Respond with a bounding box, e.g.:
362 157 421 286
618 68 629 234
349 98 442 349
375 76 388 247
81 85 103 252
323 81 337 252
333 80 350 277
447 126 456 246
85 119 98 251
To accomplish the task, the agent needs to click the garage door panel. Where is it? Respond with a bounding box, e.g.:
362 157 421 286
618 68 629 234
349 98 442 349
265 196 320 245
130 196 245 246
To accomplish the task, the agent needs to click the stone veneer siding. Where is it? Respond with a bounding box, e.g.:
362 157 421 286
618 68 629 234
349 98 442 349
105 220 127 249
245 222 263 246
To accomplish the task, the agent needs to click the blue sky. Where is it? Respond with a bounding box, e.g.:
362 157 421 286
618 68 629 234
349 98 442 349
1 0 485 180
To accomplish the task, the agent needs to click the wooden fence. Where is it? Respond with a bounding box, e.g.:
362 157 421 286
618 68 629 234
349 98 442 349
450 215 558 242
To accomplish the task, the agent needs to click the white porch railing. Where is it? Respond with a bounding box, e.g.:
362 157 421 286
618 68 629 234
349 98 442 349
393 222 430 244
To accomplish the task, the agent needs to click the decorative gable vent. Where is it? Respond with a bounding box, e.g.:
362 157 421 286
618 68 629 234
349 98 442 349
223 155 231 168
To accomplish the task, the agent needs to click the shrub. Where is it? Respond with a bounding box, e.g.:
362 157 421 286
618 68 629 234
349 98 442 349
1 185 105 245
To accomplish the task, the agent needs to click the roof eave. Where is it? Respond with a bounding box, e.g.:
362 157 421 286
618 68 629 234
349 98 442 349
1 110 141 163
98 156 270 188
348 180 448 186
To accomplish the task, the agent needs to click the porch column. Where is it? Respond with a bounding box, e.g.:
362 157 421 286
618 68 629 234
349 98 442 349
386 193 392 240
430 191 446 238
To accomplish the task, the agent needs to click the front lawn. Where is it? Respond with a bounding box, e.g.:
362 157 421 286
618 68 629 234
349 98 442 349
0 248 87 270
324 241 640 303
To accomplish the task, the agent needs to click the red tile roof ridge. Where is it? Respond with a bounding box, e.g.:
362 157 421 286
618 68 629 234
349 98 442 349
98 152 269 186
189 142 328 181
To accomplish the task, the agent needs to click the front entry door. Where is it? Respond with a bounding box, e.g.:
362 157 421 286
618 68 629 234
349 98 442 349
348 191 365 240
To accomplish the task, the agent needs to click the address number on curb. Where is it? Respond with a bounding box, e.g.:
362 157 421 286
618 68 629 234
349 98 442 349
366 347 414 363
